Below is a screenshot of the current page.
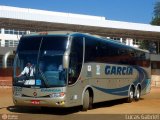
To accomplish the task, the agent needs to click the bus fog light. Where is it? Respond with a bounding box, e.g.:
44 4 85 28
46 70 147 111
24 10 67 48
56 101 65 105
50 92 65 98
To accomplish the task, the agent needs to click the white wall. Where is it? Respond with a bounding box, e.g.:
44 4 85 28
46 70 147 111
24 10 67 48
0 28 21 47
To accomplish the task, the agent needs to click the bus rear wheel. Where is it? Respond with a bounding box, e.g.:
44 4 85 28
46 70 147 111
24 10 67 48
82 90 90 111
135 86 141 101
127 87 134 103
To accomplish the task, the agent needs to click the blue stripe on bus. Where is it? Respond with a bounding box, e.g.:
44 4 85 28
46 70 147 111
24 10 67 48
92 66 149 96
133 66 149 90
92 79 150 97
93 85 129 96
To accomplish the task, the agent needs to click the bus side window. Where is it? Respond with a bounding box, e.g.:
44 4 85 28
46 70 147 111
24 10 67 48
68 36 83 85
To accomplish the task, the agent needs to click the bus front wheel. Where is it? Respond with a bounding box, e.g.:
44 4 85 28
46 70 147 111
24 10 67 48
82 90 90 111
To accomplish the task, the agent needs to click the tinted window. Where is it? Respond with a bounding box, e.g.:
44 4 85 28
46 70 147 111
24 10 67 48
17 36 68 52
14 35 69 87
85 37 99 62
68 36 83 85
96 42 120 63
128 50 150 67
84 37 150 67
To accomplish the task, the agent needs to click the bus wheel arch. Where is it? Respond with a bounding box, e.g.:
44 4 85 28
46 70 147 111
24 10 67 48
81 86 94 111
135 84 141 101
127 84 135 103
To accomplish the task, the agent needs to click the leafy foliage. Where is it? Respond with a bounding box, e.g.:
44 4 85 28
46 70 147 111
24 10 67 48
139 40 149 50
154 1 160 17
151 1 160 25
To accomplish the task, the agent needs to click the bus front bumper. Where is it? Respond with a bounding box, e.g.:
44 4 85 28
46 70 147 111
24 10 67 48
13 96 67 107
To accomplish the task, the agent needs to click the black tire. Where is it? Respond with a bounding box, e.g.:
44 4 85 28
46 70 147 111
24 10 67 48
127 87 134 103
88 95 93 110
135 87 141 101
82 90 90 111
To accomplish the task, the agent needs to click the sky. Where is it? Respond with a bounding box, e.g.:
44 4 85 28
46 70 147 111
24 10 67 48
0 0 158 24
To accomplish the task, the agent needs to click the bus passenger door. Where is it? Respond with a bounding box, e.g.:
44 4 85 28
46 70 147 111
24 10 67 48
67 36 84 106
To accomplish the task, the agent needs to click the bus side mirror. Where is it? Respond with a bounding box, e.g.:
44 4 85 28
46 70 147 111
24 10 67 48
63 55 69 69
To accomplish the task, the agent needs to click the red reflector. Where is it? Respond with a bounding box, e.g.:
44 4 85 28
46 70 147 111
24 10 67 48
31 100 40 105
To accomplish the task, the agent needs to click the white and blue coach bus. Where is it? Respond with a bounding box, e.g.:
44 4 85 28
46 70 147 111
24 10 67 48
13 31 151 111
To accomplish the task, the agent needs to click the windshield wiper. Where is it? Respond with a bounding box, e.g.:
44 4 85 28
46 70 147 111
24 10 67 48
37 67 50 88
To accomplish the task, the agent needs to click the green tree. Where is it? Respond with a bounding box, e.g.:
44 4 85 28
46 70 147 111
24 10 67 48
154 1 160 17
151 17 160 25
140 1 160 52
151 1 160 25
139 40 149 50
140 40 158 53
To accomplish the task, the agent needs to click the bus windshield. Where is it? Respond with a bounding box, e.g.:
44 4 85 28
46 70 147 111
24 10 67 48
13 36 68 87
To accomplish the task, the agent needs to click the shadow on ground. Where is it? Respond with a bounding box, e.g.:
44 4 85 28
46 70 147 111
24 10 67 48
7 98 144 115
93 98 144 109
7 106 81 115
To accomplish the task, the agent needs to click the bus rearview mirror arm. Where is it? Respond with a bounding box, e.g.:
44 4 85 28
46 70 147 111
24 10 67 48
63 52 69 69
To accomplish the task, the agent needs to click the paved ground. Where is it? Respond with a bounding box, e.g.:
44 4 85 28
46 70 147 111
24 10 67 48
0 87 160 120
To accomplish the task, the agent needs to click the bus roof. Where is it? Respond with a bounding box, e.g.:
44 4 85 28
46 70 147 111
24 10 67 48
24 31 149 53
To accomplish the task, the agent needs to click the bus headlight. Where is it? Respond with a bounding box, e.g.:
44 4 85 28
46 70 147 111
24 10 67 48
50 92 65 98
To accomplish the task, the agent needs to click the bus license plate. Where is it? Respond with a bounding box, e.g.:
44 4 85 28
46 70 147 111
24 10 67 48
31 100 40 105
